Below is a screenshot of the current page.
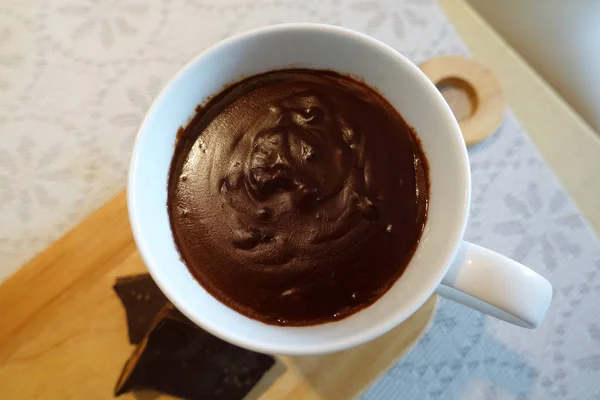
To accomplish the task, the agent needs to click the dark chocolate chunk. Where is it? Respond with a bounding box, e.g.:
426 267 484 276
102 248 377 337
115 306 276 399
113 274 169 344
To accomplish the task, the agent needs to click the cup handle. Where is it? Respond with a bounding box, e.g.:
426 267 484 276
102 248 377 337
434 241 552 328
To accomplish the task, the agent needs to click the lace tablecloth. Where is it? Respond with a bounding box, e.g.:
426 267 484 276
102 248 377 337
1 0 599 398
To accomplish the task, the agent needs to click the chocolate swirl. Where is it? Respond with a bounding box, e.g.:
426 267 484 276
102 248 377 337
168 70 429 326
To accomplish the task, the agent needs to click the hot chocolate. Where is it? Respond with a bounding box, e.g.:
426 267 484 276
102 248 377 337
168 69 429 326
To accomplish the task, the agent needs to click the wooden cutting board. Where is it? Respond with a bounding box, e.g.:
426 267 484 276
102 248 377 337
0 191 437 400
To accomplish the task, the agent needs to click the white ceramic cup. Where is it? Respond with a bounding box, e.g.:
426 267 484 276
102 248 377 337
128 23 552 355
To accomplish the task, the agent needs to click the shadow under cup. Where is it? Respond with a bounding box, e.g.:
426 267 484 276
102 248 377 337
128 24 470 355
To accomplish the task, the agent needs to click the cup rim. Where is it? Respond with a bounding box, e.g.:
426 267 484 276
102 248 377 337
128 23 470 354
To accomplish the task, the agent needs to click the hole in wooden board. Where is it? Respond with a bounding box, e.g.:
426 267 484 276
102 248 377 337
436 77 478 121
